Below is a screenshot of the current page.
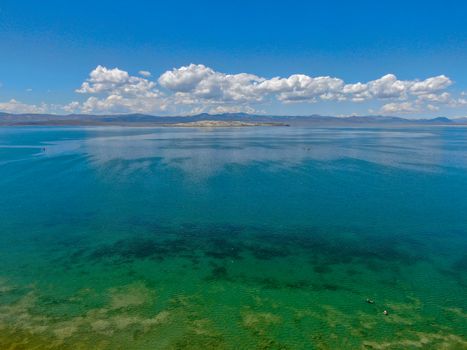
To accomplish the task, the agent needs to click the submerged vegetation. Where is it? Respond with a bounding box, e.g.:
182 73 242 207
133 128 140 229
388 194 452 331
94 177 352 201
1 222 466 349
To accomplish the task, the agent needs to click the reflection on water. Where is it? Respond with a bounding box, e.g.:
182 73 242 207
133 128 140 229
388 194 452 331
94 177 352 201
0 126 466 349
35 126 467 177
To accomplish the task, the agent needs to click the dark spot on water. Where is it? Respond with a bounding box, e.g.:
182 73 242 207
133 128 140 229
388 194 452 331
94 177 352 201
57 222 427 289
252 277 283 290
132 329 144 341
285 280 311 289
313 264 331 274
346 268 360 276
206 263 230 281
248 244 289 260
321 283 340 291
234 275 343 292
204 238 243 260
88 234 200 264
452 254 467 272
442 254 467 287
171 334 226 350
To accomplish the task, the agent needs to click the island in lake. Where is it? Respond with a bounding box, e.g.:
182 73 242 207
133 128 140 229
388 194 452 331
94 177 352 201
169 120 289 127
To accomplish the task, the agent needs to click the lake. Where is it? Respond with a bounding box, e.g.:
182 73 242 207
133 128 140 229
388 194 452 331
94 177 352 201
0 126 466 349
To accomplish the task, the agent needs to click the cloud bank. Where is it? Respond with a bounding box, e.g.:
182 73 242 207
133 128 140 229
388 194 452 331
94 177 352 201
1 64 466 116
0 99 49 114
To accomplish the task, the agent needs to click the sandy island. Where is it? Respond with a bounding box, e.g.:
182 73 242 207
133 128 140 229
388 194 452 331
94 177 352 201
167 120 289 127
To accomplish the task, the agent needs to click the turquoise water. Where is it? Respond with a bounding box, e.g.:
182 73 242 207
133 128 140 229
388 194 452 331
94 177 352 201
0 126 466 349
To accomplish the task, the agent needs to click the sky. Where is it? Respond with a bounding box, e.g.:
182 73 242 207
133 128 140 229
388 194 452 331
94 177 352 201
0 0 466 117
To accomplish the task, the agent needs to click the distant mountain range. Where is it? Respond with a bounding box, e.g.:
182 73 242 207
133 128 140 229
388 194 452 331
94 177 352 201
0 112 466 126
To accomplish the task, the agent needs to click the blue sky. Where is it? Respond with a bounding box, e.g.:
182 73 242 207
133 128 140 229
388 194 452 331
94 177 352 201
0 0 466 117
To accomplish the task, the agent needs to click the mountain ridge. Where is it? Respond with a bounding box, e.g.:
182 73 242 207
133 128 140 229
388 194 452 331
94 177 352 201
0 112 466 126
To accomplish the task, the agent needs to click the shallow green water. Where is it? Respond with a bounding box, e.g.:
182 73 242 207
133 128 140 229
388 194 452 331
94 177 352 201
0 126 466 349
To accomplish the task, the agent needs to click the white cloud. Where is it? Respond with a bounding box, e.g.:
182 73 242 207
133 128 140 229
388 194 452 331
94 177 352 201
159 64 215 92
409 75 452 95
158 65 456 109
79 95 168 114
159 64 265 103
1 64 464 116
345 74 410 101
76 66 130 94
138 70 152 77
74 65 167 114
380 88 464 114
450 92 467 107
207 105 258 115
257 74 345 102
183 104 259 116
343 74 453 102
159 65 347 104
0 99 48 114
380 102 419 114
414 92 467 108
63 101 81 113
416 92 452 103
77 65 157 97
